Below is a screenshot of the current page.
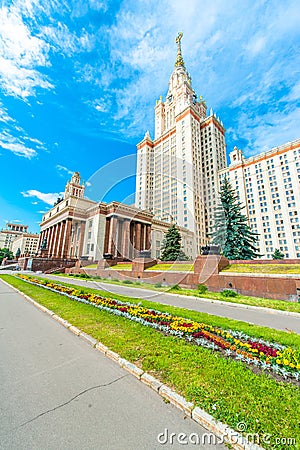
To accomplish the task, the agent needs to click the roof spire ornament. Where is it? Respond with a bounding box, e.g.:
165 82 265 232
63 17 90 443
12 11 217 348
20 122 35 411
175 32 185 68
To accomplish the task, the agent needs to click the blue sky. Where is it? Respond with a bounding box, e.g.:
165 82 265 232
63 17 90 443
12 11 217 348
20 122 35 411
0 0 300 233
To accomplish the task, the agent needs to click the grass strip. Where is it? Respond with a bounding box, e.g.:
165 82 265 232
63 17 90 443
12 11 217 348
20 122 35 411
145 263 194 272
31 275 300 348
55 272 300 314
222 264 300 274
2 274 299 449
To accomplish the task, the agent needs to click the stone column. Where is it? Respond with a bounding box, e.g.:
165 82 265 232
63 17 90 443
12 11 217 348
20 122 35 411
78 221 85 258
44 228 50 247
116 220 123 257
108 216 117 257
62 219 72 258
57 221 66 258
52 223 60 258
46 227 52 255
103 218 110 255
48 227 55 257
129 222 134 260
122 220 130 260
140 224 145 251
37 232 43 251
135 222 141 257
145 224 151 251
60 221 67 258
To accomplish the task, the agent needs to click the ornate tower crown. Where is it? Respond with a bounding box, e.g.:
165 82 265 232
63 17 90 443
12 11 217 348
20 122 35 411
65 171 85 199
175 32 185 68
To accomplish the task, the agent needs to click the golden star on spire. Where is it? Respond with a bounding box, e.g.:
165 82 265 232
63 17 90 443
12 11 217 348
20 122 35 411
175 32 185 68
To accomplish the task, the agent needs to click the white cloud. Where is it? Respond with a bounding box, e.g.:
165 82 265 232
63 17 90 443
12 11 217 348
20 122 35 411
233 106 300 156
1 0 299 159
0 131 37 158
282 82 300 102
0 102 15 123
56 164 73 176
41 22 94 56
0 5 53 98
89 0 299 148
22 189 64 205
0 100 46 158
245 35 267 57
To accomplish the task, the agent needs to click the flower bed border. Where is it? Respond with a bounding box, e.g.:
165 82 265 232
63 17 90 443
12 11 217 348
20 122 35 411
2 275 266 450
17 275 300 384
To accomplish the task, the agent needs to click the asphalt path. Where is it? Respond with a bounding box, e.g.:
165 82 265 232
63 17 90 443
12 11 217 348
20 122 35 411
0 280 225 450
36 273 300 334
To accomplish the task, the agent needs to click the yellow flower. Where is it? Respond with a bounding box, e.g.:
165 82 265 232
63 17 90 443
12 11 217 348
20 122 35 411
276 359 282 365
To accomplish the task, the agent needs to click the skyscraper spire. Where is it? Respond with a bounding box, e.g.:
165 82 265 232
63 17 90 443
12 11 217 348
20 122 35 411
175 32 185 68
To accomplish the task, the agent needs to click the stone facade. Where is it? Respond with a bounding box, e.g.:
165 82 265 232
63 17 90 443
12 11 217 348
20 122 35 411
219 140 300 259
11 233 39 257
0 223 29 250
39 173 195 262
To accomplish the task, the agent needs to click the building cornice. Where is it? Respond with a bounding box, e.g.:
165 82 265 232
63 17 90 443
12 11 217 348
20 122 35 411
227 138 300 171
200 115 226 133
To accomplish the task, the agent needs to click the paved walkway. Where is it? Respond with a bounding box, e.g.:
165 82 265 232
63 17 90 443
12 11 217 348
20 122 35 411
0 280 225 450
38 274 300 334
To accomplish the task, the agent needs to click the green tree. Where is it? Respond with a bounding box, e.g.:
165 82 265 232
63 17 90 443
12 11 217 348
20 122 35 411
0 248 14 264
160 224 188 261
272 248 284 260
211 177 261 260
15 248 21 258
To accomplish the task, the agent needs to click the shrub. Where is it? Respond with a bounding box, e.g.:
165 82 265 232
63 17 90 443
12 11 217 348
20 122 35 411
197 284 208 294
171 284 181 291
79 273 89 279
154 282 162 288
221 289 238 298
123 279 134 284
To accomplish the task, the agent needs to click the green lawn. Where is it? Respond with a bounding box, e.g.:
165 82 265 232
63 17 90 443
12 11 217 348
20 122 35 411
167 286 300 314
55 273 300 314
222 264 300 274
85 263 194 271
1 274 299 449
109 263 132 270
83 262 300 274
145 263 194 272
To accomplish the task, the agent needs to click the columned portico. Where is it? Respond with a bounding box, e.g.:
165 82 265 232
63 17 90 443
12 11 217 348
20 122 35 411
103 215 151 260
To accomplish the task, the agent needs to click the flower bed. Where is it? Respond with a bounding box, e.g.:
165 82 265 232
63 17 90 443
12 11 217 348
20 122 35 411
18 275 300 382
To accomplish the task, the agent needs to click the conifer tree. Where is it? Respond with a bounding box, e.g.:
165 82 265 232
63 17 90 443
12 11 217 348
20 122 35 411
272 248 284 260
0 248 14 264
211 177 261 260
160 224 188 261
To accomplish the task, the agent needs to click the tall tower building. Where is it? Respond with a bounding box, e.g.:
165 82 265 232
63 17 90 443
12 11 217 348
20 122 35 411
135 33 227 252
